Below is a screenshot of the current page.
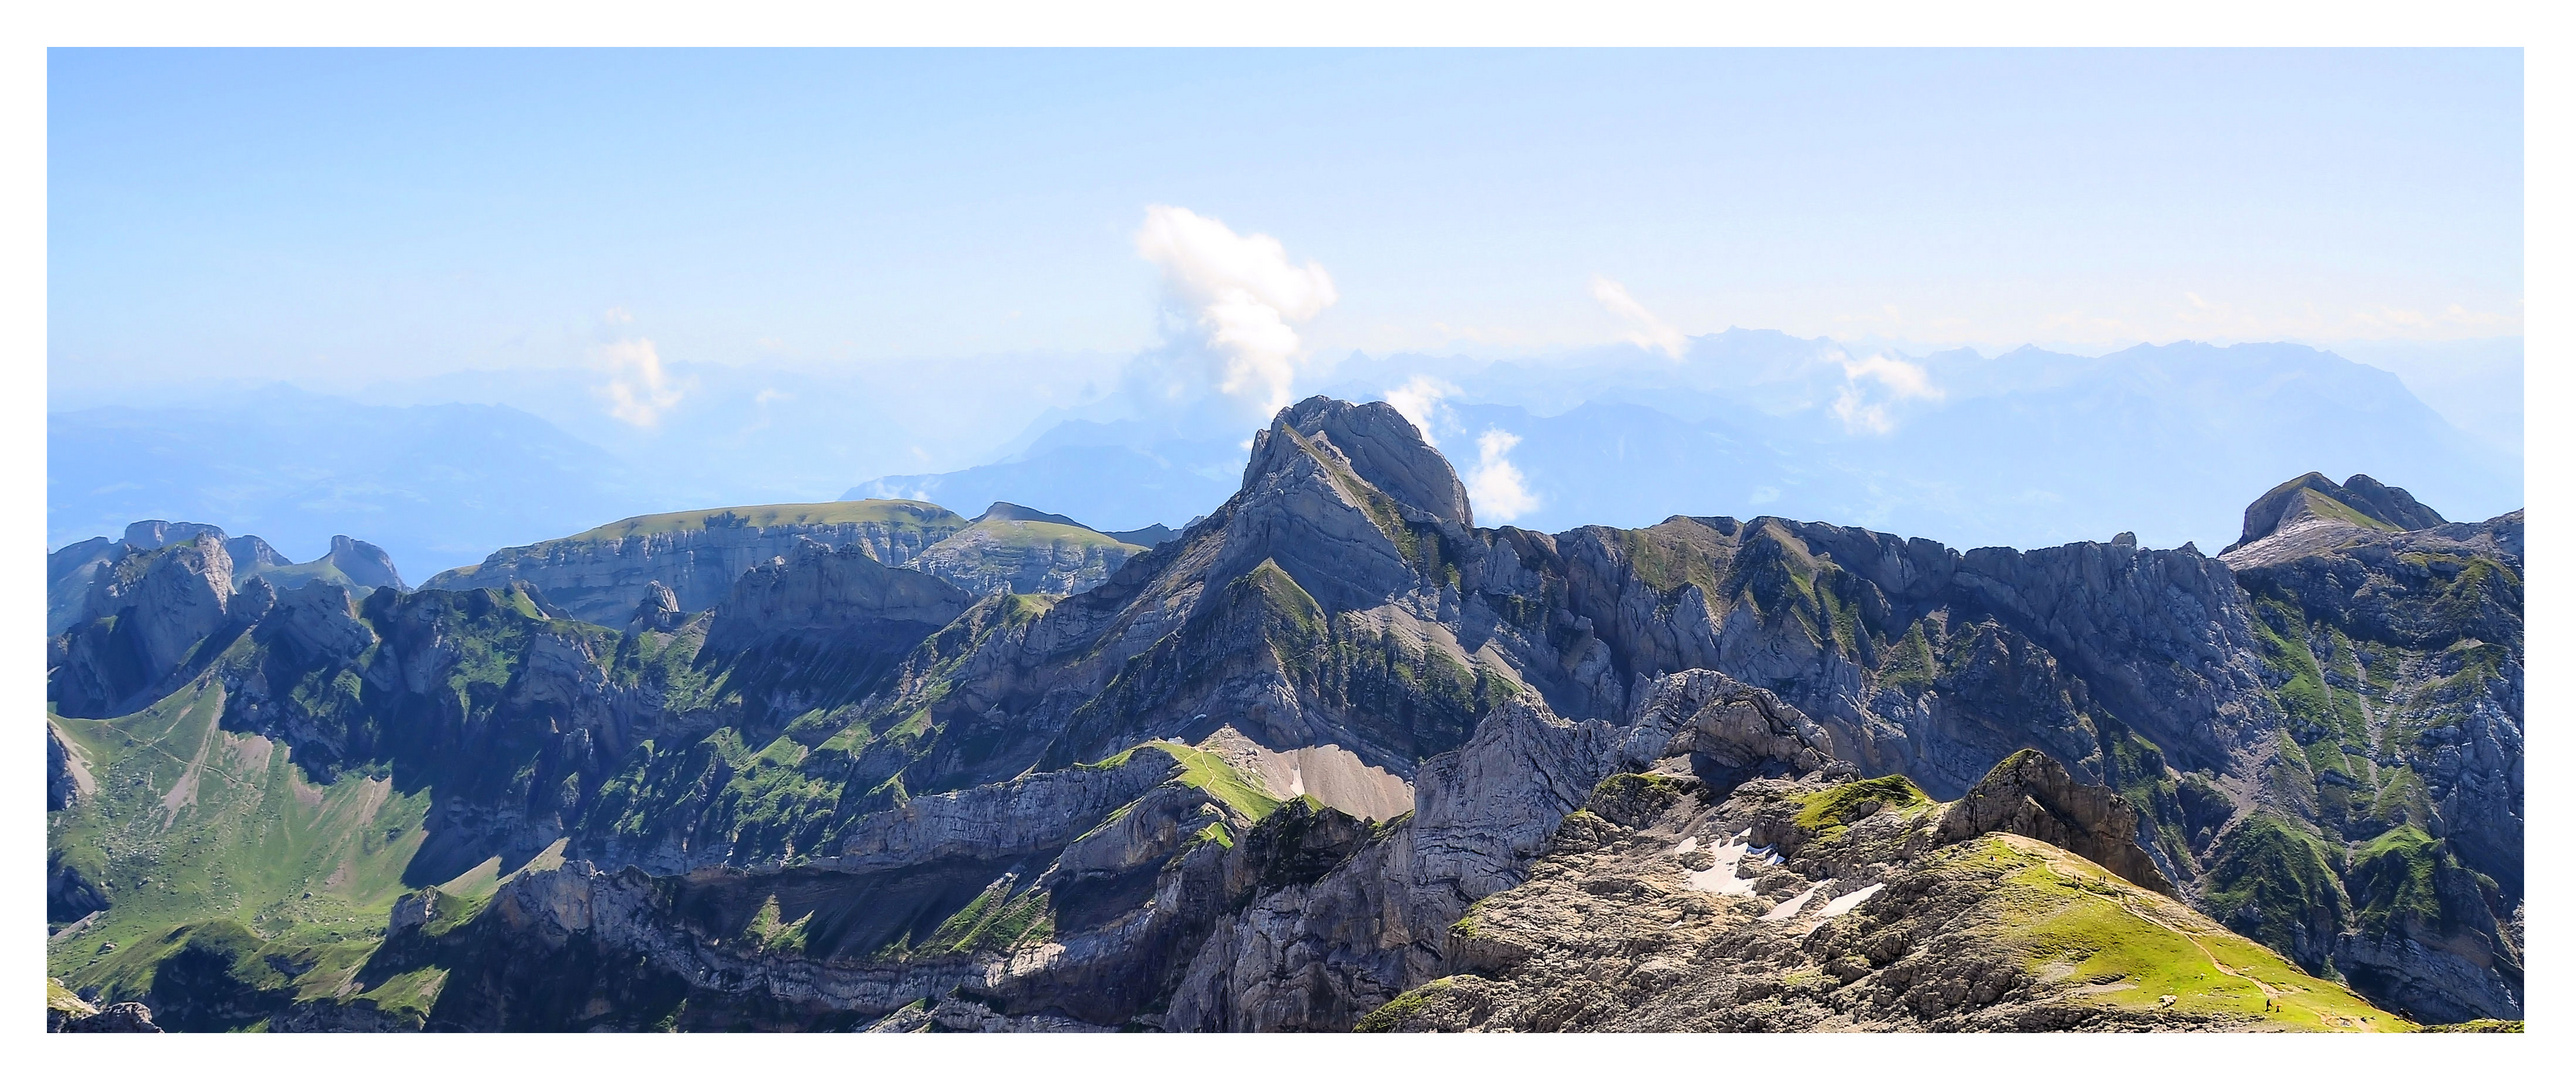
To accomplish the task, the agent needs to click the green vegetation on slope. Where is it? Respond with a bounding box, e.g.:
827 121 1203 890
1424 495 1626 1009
47 682 436 981
1092 741 1283 821
1792 775 1932 838
1969 835 2412 1031
563 499 965 543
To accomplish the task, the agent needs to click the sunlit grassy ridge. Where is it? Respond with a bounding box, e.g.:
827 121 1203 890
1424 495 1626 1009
1091 740 1283 821
944 518 1144 554
1966 834 2413 1032
563 499 965 543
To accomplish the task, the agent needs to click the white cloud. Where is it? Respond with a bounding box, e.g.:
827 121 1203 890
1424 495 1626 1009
1591 276 1689 360
1829 352 1943 436
594 338 685 427
1135 205 1338 415
1465 428 1539 522
1384 375 1460 447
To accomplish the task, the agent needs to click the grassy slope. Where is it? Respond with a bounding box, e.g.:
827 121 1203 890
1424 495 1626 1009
1972 834 2413 1031
1091 740 1284 821
47 681 434 959
566 499 964 542
943 519 1145 555
46 678 439 1014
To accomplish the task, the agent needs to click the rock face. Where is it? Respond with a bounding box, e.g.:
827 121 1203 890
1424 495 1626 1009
628 580 683 632
326 534 408 590
49 534 240 716
421 499 1148 622
53 1000 163 1033
47 522 410 698
706 542 973 656
2221 472 2449 568
48 723 95 811
1244 398 1474 529
905 511 1145 597
1936 749 2173 894
421 501 971 624
45 398 2522 1031
2209 506 2523 1022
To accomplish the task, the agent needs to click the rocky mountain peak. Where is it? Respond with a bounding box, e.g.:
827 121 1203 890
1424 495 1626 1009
1244 396 1473 529
122 519 225 550
2228 471 2446 553
974 501 1085 527
324 534 408 590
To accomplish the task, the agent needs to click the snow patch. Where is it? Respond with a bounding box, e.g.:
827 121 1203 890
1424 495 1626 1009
1682 831 1759 896
1815 883 1885 919
1760 881 1829 921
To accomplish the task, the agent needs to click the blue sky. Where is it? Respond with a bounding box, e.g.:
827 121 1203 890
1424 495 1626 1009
49 48 2522 402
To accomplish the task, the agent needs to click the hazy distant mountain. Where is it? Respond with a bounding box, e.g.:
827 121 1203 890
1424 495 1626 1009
846 418 1243 534
48 386 642 578
856 334 2521 553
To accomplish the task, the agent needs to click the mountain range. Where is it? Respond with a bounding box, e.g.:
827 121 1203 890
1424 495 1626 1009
49 335 2522 585
45 395 2522 1032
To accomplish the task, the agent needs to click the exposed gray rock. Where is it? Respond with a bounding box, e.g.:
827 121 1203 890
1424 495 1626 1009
45 535 127 634
56 1001 162 1033
628 580 683 632
706 542 972 656
325 534 408 590
422 501 969 624
2231 472 2446 553
818 748 1179 876
123 519 224 550
906 515 1143 597
48 846 108 924
1935 748 2174 894
48 723 95 812
1054 781 1234 879
1248 397 1474 529
256 580 377 667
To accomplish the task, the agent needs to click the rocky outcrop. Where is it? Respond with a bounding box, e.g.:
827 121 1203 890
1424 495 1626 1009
48 847 109 924
1369 775 2405 1031
254 581 377 667
52 999 162 1033
47 536 126 635
628 580 683 632
905 512 1144 597
48 723 95 812
2232 472 2445 551
49 534 240 716
818 749 1176 876
706 542 972 656
1936 749 2173 894
326 534 408 590
1641 670 1836 793
123 519 224 550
